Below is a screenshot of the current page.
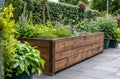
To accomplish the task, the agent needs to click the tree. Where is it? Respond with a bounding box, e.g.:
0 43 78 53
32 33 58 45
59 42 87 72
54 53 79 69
90 0 120 14
59 0 89 5
59 0 79 5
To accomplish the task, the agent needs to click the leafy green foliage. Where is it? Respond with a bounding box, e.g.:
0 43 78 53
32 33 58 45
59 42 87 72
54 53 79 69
85 21 99 33
0 6 17 77
4 40 45 77
49 2 84 25
114 15 120 28
95 15 118 39
76 21 86 31
59 0 89 5
90 0 106 12
85 9 100 19
116 28 120 41
4 0 25 20
5 0 84 24
59 0 79 5
53 25 74 37
12 41 45 76
75 21 99 33
14 23 75 39
0 5 45 77
113 9 120 15
90 0 120 14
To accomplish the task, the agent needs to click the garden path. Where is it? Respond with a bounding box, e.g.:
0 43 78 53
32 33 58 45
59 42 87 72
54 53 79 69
34 44 120 79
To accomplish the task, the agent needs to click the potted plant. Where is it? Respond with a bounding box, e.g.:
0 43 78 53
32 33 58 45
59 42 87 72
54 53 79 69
0 5 45 79
109 28 120 48
117 28 120 42
4 41 45 79
95 14 118 49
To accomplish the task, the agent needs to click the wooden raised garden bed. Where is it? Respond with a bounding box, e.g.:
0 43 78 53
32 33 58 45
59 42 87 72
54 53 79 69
19 32 104 75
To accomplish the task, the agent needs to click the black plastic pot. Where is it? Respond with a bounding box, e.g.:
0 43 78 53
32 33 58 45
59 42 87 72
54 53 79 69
5 72 33 79
109 40 118 48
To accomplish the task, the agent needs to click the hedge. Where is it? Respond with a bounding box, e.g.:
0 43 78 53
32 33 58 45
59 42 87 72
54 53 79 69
48 2 84 25
5 1 84 24
84 9 100 19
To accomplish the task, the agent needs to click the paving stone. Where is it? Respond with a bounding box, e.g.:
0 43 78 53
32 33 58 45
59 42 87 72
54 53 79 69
57 69 83 79
57 69 97 79
33 73 71 79
116 70 120 76
88 55 114 62
99 53 120 58
33 44 120 79
69 60 100 70
98 61 120 68
98 74 120 79
94 64 119 72
77 66 114 78
72 75 97 79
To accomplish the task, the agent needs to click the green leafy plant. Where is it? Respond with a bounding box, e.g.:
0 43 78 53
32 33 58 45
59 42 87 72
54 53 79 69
5 0 84 24
84 9 100 19
116 28 120 41
75 21 99 33
0 5 45 78
14 21 76 39
75 21 86 31
114 9 120 15
114 15 120 28
53 24 74 37
8 41 45 76
85 21 99 33
95 14 118 39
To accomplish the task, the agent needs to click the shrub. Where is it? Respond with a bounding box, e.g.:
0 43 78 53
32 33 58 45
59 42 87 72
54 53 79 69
96 15 118 39
85 9 100 19
75 21 99 33
113 9 120 15
114 15 120 28
5 0 84 24
116 28 120 40
85 21 99 33
0 4 45 77
49 2 84 25
100 11 107 16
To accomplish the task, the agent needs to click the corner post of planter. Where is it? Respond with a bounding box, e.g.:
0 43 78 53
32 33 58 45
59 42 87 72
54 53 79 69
49 39 55 75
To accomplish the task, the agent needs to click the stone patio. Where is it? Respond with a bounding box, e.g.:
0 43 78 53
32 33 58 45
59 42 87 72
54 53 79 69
34 44 120 79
